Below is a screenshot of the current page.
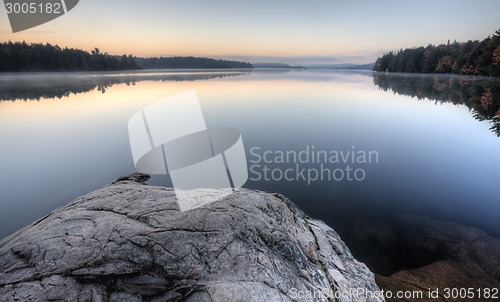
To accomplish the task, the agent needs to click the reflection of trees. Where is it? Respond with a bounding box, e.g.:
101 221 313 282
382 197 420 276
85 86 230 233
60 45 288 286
373 72 500 136
0 71 249 102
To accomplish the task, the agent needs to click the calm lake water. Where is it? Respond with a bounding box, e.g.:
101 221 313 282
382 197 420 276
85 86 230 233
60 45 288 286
1 69 499 272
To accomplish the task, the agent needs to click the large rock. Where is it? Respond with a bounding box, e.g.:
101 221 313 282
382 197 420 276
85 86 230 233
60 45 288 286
0 179 383 302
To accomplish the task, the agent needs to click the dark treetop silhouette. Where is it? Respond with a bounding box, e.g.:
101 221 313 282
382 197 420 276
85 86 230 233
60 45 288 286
0 42 252 72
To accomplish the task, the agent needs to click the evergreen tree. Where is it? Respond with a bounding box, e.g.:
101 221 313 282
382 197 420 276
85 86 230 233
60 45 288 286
0 42 140 72
373 29 500 77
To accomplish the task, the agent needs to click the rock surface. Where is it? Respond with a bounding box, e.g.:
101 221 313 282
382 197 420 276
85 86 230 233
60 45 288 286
0 180 383 302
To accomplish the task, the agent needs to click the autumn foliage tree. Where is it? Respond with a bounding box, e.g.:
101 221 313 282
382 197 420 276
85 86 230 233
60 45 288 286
374 29 500 77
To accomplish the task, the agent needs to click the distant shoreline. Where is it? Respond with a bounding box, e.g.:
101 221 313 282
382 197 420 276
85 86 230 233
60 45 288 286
0 42 252 72
0 68 376 76
0 66 376 74
0 68 255 74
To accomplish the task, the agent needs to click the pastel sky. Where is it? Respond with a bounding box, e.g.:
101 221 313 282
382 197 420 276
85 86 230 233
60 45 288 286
1 0 499 64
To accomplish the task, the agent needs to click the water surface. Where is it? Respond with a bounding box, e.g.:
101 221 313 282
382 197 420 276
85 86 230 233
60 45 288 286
1 69 499 273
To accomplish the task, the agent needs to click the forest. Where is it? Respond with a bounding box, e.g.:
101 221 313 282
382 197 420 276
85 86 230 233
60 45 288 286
0 42 139 71
374 29 500 77
0 42 253 71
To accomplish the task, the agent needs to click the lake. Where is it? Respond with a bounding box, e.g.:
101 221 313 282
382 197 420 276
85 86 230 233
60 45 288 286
1 69 499 275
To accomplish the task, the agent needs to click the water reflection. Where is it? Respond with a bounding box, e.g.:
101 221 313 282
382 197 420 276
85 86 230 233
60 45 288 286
373 72 500 136
0 70 250 101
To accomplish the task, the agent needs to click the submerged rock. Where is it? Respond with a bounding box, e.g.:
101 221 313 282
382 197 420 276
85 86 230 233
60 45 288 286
0 180 383 301
376 214 500 302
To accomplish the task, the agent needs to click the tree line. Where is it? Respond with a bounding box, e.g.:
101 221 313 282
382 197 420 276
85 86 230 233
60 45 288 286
0 41 253 72
0 41 139 71
374 29 500 77
136 56 252 69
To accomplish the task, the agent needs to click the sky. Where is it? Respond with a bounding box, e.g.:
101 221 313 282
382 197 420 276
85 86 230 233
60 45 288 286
0 0 499 65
